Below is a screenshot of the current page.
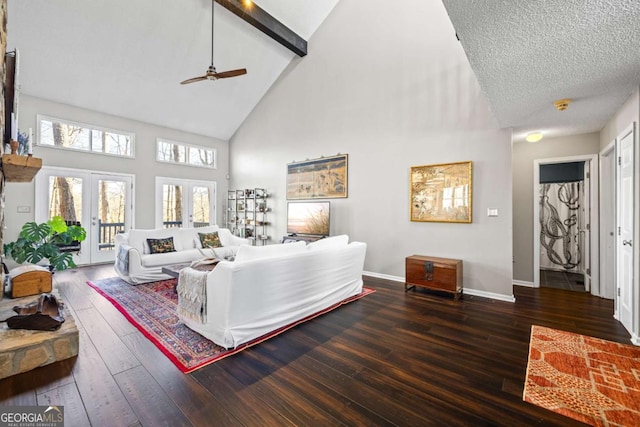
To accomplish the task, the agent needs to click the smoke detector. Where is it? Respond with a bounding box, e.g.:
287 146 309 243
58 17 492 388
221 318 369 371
554 98 572 111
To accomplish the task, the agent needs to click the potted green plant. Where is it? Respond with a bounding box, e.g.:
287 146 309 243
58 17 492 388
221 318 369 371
4 216 87 271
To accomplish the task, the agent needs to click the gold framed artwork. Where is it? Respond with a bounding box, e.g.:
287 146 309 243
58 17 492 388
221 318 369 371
410 161 472 223
287 154 348 199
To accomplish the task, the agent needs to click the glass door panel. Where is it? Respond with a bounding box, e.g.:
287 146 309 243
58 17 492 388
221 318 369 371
192 186 211 227
47 175 88 264
162 184 184 228
48 176 83 222
91 176 131 263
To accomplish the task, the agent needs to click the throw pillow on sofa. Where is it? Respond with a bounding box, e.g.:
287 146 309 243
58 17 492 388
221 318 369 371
147 237 177 254
198 232 222 248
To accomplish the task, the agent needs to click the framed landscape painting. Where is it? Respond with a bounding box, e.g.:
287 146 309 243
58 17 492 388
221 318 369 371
287 154 348 199
410 161 472 223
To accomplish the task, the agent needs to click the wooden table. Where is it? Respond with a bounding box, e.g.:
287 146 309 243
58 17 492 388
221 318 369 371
162 261 220 279
161 263 191 279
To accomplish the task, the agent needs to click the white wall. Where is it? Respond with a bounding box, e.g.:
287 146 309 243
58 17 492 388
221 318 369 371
512 133 601 283
4 95 230 243
600 87 640 149
229 0 514 299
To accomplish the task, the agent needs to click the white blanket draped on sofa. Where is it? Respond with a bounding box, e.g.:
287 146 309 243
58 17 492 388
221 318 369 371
177 268 209 323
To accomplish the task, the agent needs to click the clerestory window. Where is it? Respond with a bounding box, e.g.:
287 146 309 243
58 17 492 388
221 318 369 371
37 115 134 158
156 139 216 169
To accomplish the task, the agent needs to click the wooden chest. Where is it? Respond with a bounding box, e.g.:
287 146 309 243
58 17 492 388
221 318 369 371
405 255 463 300
10 270 53 298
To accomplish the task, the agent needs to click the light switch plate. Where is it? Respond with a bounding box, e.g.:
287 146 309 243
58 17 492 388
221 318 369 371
17 205 31 213
487 208 499 217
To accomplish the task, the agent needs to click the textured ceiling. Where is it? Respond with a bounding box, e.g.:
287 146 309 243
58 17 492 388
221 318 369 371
442 0 640 142
7 0 338 141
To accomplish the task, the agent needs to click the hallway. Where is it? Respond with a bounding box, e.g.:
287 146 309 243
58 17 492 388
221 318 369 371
540 269 586 292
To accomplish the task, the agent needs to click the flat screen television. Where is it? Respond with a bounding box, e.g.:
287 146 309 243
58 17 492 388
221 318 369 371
287 201 330 236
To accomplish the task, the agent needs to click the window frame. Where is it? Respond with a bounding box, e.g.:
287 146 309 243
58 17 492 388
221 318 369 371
155 138 217 169
36 114 135 159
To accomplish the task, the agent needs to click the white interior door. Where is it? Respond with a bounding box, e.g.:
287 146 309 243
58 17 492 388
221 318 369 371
155 177 216 228
36 167 133 265
616 125 635 333
599 143 616 300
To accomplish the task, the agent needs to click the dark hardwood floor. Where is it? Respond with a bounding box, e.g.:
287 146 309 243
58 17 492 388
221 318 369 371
1 264 631 426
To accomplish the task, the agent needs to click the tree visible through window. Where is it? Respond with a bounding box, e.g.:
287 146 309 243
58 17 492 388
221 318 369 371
163 184 183 228
157 139 216 169
39 115 134 157
48 176 82 222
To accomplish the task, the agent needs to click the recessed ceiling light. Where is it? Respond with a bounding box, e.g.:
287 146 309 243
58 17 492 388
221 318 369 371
526 132 543 143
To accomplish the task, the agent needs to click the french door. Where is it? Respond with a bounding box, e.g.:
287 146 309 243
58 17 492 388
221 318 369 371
35 167 134 265
155 177 216 228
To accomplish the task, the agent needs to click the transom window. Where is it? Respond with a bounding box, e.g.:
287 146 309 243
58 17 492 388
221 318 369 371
156 139 216 169
37 115 134 158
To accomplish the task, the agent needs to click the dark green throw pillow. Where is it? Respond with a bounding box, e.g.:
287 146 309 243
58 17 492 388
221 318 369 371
147 237 176 254
198 232 222 248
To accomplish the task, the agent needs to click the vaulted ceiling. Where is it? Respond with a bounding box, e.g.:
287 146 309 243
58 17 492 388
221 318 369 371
7 0 338 141
8 1 640 144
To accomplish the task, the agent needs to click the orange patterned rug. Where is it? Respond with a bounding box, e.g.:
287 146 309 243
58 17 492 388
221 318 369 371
523 325 640 426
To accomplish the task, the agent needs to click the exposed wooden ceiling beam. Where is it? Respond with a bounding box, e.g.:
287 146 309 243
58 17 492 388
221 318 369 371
215 0 307 57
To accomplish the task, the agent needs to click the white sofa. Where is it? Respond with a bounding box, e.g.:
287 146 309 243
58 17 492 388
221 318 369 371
114 226 249 284
179 235 367 349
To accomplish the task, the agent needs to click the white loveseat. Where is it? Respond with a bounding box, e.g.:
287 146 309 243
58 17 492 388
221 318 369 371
179 235 367 349
114 226 249 284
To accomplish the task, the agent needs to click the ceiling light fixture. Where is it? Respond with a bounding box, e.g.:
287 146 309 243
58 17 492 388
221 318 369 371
526 132 543 143
553 98 572 111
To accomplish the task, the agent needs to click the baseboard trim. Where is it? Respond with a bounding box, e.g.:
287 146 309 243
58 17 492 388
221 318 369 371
464 288 516 303
362 271 515 303
513 280 536 288
363 271 403 283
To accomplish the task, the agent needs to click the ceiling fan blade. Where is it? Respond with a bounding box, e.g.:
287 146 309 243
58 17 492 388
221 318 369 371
213 68 247 79
180 75 208 85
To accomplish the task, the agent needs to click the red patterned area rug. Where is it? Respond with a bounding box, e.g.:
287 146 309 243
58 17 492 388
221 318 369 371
87 277 374 374
523 325 640 426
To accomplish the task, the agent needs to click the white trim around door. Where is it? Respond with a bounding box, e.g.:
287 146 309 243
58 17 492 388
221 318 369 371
35 166 135 265
533 155 599 296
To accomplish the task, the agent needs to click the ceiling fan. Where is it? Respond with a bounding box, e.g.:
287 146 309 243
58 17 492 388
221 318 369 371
180 0 247 85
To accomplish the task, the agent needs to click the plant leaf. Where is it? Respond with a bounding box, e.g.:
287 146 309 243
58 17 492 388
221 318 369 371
49 216 68 234
20 222 51 243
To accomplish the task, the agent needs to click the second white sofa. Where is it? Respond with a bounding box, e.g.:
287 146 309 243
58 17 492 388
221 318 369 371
114 225 249 284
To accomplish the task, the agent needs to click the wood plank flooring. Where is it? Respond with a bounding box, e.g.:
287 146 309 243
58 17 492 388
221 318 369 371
1 264 631 426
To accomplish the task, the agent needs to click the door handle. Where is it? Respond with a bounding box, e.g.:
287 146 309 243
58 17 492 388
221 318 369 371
623 240 633 247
